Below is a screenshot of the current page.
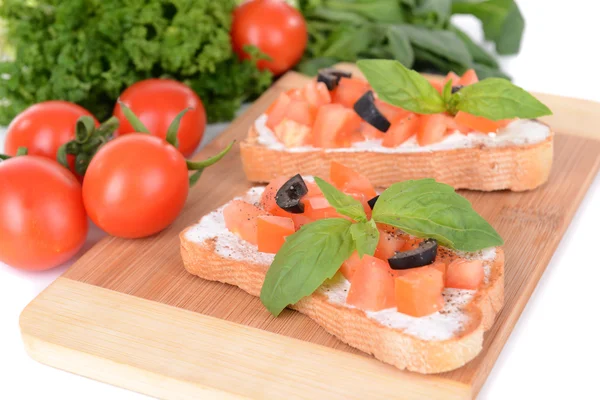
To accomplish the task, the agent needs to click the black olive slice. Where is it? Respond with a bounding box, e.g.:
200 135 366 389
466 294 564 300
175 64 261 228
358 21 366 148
451 85 464 94
317 69 352 90
275 174 308 214
367 195 379 209
353 91 391 133
388 239 438 270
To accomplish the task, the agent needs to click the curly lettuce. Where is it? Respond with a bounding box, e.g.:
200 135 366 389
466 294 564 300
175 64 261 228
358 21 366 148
0 0 271 125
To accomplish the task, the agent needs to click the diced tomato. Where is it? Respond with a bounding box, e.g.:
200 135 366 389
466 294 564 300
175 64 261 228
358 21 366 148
285 100 317 127
339 130 366 147
347 255 396 311
340 251 362 281
303 81 331 108
445 113 472 134
290 214 313 230
375 99 409 122
266 92 292 130
223 200 269 245
302 195 348 220
454 111 511 133
332 77 370 108
446 259 484 289
393 261 447 279
417 114 447 146
330 161 377 199
286 88 304 100
256 216 295 254
459 69 479 85
360 123 385 140
304 180 323 198
374 227 405 260
313 104 362 148
444 71 461 85
394 266 444 317
382 113 419 148
428 79 444 94
274 119 312 147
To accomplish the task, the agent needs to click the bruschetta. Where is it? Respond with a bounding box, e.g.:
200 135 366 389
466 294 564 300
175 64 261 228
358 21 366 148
241 63 553 191
180 163 504 373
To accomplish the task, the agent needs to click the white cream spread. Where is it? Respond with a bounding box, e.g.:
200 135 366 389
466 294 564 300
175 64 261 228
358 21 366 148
184 187 497 342
254 113 550 153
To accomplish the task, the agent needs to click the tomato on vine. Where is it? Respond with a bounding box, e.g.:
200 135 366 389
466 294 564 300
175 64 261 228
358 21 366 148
83 104 232 238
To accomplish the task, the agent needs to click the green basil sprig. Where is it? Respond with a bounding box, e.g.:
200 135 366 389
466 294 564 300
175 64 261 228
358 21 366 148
314 177 367 222
260 176 503 316
357 59 552 121
260 218 355 316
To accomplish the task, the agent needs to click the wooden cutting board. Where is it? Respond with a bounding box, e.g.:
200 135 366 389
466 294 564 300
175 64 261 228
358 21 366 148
19 69 600 400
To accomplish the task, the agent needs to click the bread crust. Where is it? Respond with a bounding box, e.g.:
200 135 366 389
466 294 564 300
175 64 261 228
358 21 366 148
180 227 504 374
241 124 553 191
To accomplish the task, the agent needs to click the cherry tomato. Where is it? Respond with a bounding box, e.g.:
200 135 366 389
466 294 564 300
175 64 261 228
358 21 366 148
0 156 88 270
4 101 98 174
114 79 206 157
231 0 307 75
82 134 189 238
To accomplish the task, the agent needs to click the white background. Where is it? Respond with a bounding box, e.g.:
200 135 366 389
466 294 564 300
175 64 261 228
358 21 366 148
1 1 599 399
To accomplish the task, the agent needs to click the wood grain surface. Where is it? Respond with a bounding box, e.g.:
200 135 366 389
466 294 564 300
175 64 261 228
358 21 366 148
20 70 600 400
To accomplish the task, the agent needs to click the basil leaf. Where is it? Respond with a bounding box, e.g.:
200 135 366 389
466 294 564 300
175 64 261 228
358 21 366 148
442 79 453 104
357 59 446 114
328 0 405 23
402 26 472 68
386 26 415 68
411 0 452 28
473 62 511 80
452 0 524 56
350 220 379 258
314 177 367 222
322 25 373 60
296 57 339 76
449 25 499 68
453 78 552 120
260 218 355 316
372 179 503 251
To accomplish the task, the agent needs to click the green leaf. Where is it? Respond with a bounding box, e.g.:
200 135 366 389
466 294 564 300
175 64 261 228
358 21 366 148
321 25 373 61
449 25 499 68
451 0 524 55
495 2 524 55
350 220 379 258
312 6 368 24
453 78 552 120
326 0 405 23
473 62 511 80
401 25 472 68
411 0 452 28
296 57 339 76
166 108 191 148
386 26 415 68
442 79 453 104
260 218 355 316
372 179 503 251
357 59 446 114
118 102 149 134
314 177 367 222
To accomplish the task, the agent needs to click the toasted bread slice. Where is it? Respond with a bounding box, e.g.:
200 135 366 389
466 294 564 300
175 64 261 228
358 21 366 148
241 116 553 191
180 188 504 374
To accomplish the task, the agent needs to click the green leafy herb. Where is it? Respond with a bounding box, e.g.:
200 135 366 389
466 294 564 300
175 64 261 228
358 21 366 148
298 0 520 78
260 218 355 316
314 177 367 222
371 179 503 251
357 59 445 114
450 78 553 120
0 0 271 125
350 220 379 258
359 59 552 120
442 79 453 104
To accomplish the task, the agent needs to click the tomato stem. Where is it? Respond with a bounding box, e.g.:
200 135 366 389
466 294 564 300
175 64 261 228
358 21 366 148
166 108 192 148
16 147 28 156
118 101 149 134
186 140 235 187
